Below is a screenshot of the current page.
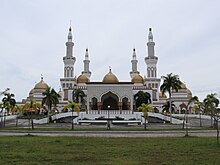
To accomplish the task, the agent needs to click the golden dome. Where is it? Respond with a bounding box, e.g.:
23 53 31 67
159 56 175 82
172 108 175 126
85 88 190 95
102 69 119 83
77 74 89 83
131 74 144 83
34 78 49 89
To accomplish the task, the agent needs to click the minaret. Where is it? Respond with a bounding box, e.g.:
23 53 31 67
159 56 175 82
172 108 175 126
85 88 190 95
144 28 160 101
63 27 76 78
130 48 139 79
60 27 76 101
145 28 158 78
82 48 91 78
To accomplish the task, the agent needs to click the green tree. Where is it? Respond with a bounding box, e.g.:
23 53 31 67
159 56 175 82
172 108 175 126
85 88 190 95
2 93 16 127
203 93 220 145
184 96 199 136
23 100 41 129
2 93 16 114
137 103 154 130
64 101 80 130
42 87 59 123
203 93 219 128
72 89 86 104
160 73 182 123
134 91 151 109
162 101 175 113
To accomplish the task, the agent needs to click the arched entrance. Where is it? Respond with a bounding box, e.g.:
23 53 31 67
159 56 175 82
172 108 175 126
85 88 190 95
101 91 119 110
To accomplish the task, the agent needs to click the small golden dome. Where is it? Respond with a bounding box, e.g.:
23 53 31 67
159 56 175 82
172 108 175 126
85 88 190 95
131 74 144 83
102 69 119 83
159 92 167 98
34 78 49 89
77 74 89 83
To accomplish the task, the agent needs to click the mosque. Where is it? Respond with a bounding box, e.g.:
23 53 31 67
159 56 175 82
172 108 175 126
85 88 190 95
22 27 193 114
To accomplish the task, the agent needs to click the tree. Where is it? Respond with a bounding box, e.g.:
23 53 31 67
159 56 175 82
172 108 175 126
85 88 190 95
134 91 151 109
137 103 154 130
12 105 24 127
42 87 59 123
72 89 86 104
160 73 182 123
203 93 220 145
2 93 16 127
64 101 80 130
162 101 175 113
2 93 16 114
23 100 41 129
203 93 219 128
191 102 204 127
184 96 199 136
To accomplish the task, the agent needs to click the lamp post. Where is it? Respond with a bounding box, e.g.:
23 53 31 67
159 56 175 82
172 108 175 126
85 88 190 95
199 110 202 127
107 105 110 130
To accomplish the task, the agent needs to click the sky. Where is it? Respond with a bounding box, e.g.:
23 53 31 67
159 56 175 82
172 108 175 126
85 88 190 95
0 0 220 101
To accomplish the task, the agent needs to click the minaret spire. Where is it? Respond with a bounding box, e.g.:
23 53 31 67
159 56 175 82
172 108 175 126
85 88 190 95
60 26 77 100
130 48 139 79
144 27 161 101
82 48 91 78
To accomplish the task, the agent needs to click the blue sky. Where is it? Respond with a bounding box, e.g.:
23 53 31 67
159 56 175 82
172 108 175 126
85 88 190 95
0 0 220 101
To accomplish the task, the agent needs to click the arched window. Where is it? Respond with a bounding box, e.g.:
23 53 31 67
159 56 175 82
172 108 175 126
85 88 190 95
122 97 129 110
91 97 98 110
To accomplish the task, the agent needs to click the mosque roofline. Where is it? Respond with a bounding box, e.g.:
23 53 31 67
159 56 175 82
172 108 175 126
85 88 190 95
86 82 134 84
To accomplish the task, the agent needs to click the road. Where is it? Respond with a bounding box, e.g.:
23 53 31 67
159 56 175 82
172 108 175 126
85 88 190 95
0 130 217 137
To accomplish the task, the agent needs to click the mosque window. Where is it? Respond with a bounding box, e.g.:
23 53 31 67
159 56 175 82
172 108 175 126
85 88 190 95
155 83 158 88
152 83 155 88
63 83 65 88
149 83 151 88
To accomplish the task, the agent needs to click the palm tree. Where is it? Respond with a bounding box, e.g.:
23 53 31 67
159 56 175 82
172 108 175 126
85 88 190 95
203 93 219 128
137 103 154 130
160 73 182 123
134 91 151 109
162 101 175 113
191 102 204 127
64 100 80 130
2 93 16 114
184 96 199 136
2 93 16 127
42 87 59 123
72 89 86 104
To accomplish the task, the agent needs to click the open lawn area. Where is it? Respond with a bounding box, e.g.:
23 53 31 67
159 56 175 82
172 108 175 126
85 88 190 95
0 136 220 165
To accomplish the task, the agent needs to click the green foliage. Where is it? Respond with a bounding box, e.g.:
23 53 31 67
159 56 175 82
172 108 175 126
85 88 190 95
2 93 16 114
42 87 59 112
134 91 151 108
160 73 182 96
162 101 175 113
72 89 86 104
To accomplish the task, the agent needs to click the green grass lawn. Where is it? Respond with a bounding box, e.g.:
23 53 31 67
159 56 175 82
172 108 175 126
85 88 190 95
0 136 220 165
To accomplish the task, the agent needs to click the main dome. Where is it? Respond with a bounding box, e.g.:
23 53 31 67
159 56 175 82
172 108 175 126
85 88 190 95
102 69 119 83
34 78 49 89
